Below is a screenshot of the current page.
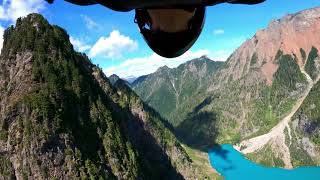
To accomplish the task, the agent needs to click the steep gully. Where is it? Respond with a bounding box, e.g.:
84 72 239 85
234 68 319 168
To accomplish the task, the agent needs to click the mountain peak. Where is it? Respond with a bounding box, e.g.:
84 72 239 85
110 73 119 77
217 7 320 85
255 6 320 65
157 65 170 72
199 55 210 60
108 74 121 85
2 13 73 59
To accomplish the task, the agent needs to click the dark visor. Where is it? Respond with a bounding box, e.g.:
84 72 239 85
141 29 199 58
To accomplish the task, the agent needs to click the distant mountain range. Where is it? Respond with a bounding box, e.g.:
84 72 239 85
108 74 131 87
132 56 223 127
124 76 139 83
108 75 141 86
131 7 320 168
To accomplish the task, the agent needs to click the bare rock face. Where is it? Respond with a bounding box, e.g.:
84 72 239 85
215 7 320 86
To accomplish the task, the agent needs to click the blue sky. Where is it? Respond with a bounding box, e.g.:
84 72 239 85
0 0 319 78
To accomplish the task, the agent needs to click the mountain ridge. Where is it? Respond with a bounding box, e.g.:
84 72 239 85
212 7 320 87
0 13 216 179
132 56 223 127
132 7 320 167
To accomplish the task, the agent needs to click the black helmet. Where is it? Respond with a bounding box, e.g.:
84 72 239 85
46 0 265 57
135 7 205 58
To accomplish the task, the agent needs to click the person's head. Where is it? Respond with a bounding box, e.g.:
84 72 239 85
135 7 205 58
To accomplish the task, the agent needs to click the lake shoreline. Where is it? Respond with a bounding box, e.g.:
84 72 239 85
208 144 320 180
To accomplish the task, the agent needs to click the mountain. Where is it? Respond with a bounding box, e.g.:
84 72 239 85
132 56 223 127
211 7 320 168
124 76 138 84
205 7 320 142
108 74 121 85
132 7 320 167
108 74 131 87
131 75 148 87
0 14 216 179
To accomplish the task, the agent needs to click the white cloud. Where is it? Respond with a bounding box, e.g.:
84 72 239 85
210 50 231 62
81 15 101 31
89 30 138 58
0 0 46 23
213 29 225 35
70 36 91 52
0 25 4 52
103 49 218 78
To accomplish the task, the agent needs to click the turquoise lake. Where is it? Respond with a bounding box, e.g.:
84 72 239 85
208 144 320 180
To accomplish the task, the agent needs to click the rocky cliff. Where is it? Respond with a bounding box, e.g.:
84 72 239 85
213 7 320 86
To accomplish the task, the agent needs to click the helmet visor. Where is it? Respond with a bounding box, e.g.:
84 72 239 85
141 29 199 58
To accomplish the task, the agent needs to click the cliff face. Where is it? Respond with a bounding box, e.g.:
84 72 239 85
0 14 209 180
214 7 320 86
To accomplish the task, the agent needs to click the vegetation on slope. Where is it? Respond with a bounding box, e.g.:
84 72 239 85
247 143 285 167
283 47 320 167
0 13 208 179
305 47 319 80
201 50 307 147
248 51 306 135
133 48 309 152
132 57 223 127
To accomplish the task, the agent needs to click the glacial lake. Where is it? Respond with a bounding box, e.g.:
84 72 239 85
208 144 320 180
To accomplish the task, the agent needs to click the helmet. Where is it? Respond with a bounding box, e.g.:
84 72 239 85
47 0 266 11
135 7 205 58
46 0 207 58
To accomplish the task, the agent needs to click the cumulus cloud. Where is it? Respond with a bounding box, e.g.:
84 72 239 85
0 25 4 52
0 0 46 23
89 30 138 58
70 36 91 52
103 49 218 78
213 29 225 35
